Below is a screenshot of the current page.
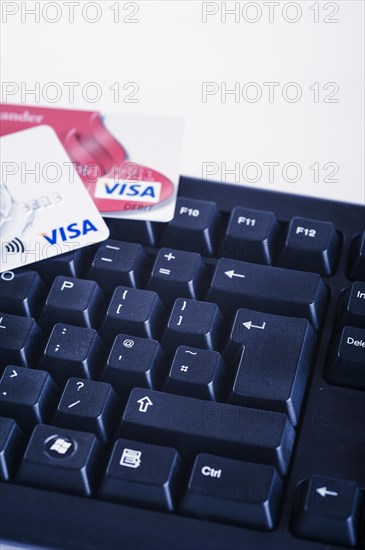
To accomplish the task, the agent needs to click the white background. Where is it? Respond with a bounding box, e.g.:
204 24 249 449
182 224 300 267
1 1 364 203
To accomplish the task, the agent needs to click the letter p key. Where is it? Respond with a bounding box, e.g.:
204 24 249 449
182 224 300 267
61 281 74 291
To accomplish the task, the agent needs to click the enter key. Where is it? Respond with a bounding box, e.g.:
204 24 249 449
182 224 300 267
225 308 316 425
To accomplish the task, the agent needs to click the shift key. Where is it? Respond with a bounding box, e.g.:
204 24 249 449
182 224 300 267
120 388 295 475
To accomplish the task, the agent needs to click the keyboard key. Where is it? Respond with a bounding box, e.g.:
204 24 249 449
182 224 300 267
327 326 365 390
101 334 166 398
16 424 102 496
181 454 283 530
0 313 42 372
34 247 93 285
99 286 165 344
162 298 224 353
293 475 362 547
0 366 57 431
39 324 104 385
53 378 121 444
220 207 279 265
39 276 104 331
105 218 160 247
99 439 183 511
88 240 147 293
160 198 221 255
207 259 328 330
279 217 339 276
0 270 46 317
0 417 23 481
342 282 365 328
225 309 316 425
147 248 207 306
349 231 365 281
164 346 225 401
120 388 295 475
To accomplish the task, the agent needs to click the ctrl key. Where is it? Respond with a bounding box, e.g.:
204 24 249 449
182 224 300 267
293 475 363 547
181 454 283 531
16 424 102 496
99 439 183 512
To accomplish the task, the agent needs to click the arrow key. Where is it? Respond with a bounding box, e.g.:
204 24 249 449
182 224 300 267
293 475 363 547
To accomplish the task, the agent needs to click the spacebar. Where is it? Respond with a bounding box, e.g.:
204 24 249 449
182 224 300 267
120 388 295 476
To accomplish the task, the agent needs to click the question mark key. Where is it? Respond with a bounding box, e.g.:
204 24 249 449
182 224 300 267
53 378 121 444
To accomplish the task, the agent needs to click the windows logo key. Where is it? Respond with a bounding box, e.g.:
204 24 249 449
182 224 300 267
45 436 74 459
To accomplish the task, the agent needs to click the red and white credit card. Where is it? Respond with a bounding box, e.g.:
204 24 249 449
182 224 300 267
0 104 184 222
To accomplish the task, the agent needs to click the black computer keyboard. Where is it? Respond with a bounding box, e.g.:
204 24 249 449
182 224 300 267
1 177 364 550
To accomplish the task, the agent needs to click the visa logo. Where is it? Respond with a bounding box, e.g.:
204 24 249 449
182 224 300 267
40 219 98 244
95 179 162 203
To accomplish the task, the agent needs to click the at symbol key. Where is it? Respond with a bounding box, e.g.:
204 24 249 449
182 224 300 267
101 334 166 398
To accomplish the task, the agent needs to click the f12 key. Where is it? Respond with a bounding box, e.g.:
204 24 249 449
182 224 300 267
279 217 339 276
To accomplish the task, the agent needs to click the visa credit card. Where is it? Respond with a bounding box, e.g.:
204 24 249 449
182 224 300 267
0 105 184 222
0 126 110 272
